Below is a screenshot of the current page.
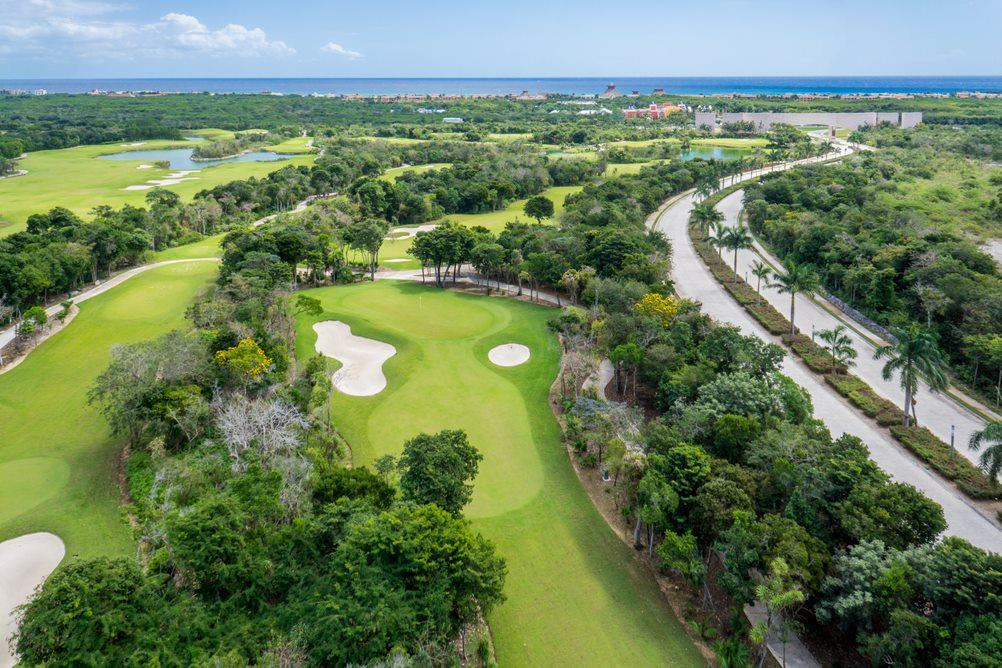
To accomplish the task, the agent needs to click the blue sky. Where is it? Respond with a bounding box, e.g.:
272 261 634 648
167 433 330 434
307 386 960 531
0 0 999 78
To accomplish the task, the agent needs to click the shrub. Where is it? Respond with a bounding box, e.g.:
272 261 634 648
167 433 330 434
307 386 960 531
890 426 1002 500
784 333 846 374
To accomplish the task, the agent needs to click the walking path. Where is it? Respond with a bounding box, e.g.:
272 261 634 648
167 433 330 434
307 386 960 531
0 258 218 353
651 158 1002 552
375 267 564 306
714 190 998 467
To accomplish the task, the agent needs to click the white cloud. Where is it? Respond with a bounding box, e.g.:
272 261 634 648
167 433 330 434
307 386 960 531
160 13 294 57
321 41 362 60
0 2 295 60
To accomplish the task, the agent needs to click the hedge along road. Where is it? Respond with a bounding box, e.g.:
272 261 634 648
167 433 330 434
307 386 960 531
651 161 1002 553
713 189 998 468
295 281 704 667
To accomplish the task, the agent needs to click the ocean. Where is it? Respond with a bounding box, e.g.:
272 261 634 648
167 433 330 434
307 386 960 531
1 76 1000 96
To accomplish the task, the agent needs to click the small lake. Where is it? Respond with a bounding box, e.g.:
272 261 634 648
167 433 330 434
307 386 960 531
100 148 296 170
680 147 752 161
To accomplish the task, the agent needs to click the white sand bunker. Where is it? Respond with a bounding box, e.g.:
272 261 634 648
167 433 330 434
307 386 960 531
136 164 153 169
125 170 201 191
1 532 65 667
313 321 396 396
384 258 410 263
386 224 438 240
120 141 146 147
488 343 531 367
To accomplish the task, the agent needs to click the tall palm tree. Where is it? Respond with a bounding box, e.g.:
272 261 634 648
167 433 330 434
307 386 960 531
874 324 950 427
723 225 754 275
705 221 726 258
817 324 857 374
689 202 724 235
969 421 1002 484
768 262 820 336
751 259 771 294
695 179 715 202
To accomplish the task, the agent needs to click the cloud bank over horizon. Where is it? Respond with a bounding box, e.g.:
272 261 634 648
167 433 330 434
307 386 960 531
0 0 999 78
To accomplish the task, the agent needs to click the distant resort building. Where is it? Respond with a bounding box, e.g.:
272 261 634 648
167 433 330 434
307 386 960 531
652 88 665 96
624 102 686 119
695 110 923 131
442 117 464 123
578 107 613 116
513 89 547 101
597 83 621 99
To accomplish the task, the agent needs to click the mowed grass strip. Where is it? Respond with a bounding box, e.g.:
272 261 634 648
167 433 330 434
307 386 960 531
0 132 315 237
0 261 217 557
377 185 583 268
295 281 702 667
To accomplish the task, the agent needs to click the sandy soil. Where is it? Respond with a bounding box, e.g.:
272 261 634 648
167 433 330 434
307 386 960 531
0 533 65 668
488 343 531 367
386 223 438 239
125 170 201 191
313 321 396 396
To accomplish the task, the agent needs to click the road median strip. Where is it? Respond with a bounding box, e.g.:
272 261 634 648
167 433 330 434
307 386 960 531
692 187 1002 502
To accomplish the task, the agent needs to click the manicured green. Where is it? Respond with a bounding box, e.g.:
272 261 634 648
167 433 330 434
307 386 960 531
377 185 582 268
151 233 225 261
0 131 315 237
0 261 217 557
377 162 452 182
295 281 701 667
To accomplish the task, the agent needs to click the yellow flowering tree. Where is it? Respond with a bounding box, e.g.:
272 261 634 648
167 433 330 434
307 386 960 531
634 293 681 326
214 338 271 382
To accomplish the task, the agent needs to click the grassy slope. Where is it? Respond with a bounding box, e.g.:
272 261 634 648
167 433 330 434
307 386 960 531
0 261 217 557
294 281 701 667
377 162 452 182
0 131 316 237
377 185 582 269
607 137 769 149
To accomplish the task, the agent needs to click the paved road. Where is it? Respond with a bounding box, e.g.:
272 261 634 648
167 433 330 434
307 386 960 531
652 166 1002 552
0 258 219 353
715 190 997 468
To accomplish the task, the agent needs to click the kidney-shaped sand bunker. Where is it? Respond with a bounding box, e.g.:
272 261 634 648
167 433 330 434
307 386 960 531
488 343 531 367
313 321 396 396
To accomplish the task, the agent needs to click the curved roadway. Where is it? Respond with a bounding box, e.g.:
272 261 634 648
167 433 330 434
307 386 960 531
714 190 997 468
651 149 1001 552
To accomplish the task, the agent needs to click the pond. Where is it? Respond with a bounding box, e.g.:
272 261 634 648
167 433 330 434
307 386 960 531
100 148 296 170
680 146 753 161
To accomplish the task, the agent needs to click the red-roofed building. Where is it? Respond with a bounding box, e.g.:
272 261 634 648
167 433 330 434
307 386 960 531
623 102 683 119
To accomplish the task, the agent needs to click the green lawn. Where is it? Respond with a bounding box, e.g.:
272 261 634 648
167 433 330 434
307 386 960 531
0 261 217 558
294 281 701 667
377 185 583 269
377 162 452 182
0 131 316 237
607 137 768 149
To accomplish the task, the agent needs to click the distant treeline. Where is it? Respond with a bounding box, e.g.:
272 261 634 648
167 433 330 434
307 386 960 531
2 92 998 152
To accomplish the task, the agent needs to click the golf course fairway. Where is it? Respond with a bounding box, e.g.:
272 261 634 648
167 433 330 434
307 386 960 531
295 280 701 667
0 261 217 558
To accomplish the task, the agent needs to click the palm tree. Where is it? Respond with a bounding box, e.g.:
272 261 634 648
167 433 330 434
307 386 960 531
817 324 857 374
705 221 726 258
968 421 1002 484
768 262 820 336
722 225 754 275
751 260 771 294
695 179 714 202
689 202 724 235
874 324 950 427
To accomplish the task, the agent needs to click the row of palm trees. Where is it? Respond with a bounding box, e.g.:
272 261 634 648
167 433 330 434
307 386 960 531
689 200 1002 485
